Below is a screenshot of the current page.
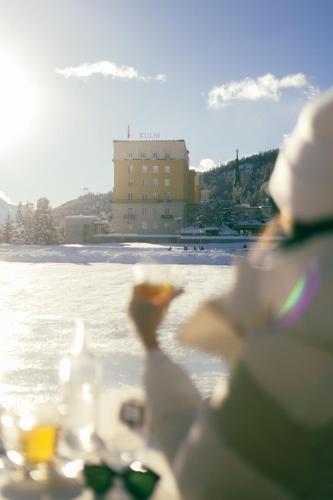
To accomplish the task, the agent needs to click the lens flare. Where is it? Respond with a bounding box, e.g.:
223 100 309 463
274 266 320 328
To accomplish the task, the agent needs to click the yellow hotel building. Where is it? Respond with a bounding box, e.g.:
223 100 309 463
112 139 200 233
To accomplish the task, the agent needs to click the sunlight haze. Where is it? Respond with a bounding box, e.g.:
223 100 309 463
0 0 332 207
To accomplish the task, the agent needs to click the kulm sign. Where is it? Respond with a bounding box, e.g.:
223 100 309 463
139 132 160 140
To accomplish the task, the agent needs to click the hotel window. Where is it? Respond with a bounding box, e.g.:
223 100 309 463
164 165 170 173
165 153 171 160
128 192 133 201
142 165 148 174
128 177 134 186
164 207 170 215
142 221 148 230
153 192 159 202
153 152 158 159
142 207 147 216
164 192 170 201
140 152 146 159
153 178 158 187
142 193 148 201
142 178 148 187
164 178 170 187
128 165 134 174
153 165 159 174
128 153 133 159
153 207 158 216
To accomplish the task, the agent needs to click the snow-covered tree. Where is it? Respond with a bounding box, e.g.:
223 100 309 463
13 202 25 244
22 202 35 244
33 198 59 245
3 213 14 243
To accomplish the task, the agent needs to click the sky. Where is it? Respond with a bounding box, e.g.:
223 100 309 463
0 0 332 207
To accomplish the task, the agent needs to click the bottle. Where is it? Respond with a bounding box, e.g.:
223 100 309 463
59 320 101 452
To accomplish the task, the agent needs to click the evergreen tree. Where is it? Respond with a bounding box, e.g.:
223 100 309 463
33 198 58 245
22 202 35 244
3 213 14 243
13 202 25 244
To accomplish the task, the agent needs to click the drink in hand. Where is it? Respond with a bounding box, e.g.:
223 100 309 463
133 260 176 305
134 281 174 305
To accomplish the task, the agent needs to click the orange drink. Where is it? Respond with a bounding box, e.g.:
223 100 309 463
20 424 58 464
134 281 174 304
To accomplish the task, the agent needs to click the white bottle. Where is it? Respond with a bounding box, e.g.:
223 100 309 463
59 320 101 451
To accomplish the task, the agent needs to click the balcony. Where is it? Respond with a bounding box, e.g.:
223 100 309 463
161 214 174 219
123 214 136 220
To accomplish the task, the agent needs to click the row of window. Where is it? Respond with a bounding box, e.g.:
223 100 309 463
127 221 171 231
127 153 172 160
128 192 171 201
128 178 170 187
128 207 171 216
128 165 170 174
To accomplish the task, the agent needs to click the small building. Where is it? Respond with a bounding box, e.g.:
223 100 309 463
65 215 108 244
200 189 210 203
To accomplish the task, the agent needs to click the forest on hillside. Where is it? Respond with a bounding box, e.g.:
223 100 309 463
201 149 278 206
185 149 279 227
53 191 113 220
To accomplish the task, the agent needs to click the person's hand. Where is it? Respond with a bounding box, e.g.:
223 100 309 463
129 286 183 351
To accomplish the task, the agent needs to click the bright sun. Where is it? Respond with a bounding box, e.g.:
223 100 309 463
0 52 40 153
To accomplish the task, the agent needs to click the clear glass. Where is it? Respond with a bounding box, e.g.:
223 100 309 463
133 259 176 305
1 402 60 480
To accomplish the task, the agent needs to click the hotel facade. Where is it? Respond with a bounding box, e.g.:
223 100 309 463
112 139 200 234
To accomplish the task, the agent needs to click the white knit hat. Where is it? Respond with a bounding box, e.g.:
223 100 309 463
269 88 333 222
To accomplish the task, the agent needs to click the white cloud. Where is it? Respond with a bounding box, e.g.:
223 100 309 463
208 72 319 109
192 158 217 173
0 190 14 205
56 61 167 82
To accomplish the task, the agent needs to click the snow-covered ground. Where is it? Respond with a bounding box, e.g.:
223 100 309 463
0 242 250 409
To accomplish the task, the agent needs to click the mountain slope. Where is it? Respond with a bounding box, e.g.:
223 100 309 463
202 149 279 206
53 191 113 219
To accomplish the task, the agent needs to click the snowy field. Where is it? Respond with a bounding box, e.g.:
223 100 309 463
0 242 250 409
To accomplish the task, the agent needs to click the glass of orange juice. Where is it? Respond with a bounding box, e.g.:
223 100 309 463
133 259 176 305
1 403 60 480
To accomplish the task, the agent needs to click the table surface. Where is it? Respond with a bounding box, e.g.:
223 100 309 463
0 389 181 499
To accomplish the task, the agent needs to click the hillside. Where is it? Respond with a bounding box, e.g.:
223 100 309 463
202 149 279 206
53 191 113 220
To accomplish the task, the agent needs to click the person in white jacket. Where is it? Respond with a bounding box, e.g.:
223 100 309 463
129 88 333 500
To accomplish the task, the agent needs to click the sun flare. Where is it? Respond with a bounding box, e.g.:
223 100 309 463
0 51 40 153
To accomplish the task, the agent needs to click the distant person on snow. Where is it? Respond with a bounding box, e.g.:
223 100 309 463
193 245 197 251
129 89 333 499
183 246 188 251
168 246 172 251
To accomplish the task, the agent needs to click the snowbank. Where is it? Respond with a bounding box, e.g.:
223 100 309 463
0 242 250 265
